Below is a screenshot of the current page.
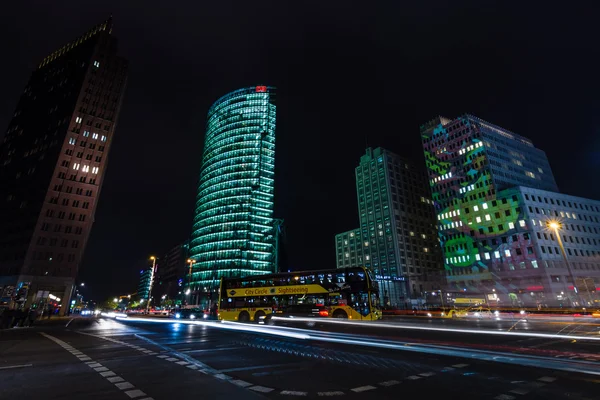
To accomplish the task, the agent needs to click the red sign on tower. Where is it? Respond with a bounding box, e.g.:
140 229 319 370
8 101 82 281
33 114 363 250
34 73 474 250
255 86 267 93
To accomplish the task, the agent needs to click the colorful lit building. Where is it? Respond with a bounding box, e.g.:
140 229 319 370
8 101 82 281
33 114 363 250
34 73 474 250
335 148 445 307
188 86 276 306
0 18 128 314
420 115 600 306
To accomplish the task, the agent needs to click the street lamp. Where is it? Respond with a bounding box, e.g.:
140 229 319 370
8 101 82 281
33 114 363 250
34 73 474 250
80 283 85 287
546 220 584 306
113 298 118 303
187 259 196 305
146 256 157 314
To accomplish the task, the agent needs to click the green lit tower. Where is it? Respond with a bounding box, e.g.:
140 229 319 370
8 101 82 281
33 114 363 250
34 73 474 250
188 86 276 305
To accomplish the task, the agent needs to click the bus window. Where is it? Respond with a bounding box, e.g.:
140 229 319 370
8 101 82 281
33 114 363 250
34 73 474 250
335 272 345 284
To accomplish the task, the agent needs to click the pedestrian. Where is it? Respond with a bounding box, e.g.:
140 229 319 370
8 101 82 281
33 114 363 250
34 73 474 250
27 308 37 327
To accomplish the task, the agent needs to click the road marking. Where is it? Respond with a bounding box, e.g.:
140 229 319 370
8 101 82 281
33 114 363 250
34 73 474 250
214 373 230 380
452 364 469 368
231 380 252 387
379 380 400 386
94 367 109 372
108 376 125 383
538 376 556 383
218 363 293 373
88 363 102 368
317 391 345 396
186 365 199 370
139 398 154 400
509 388 530 395
351 385 376 392
124 389 147 398
156 355 169 359
165 357 178 362
100 371 117 377
115 382 135 390
281 390 308 396
0 364 33 370
495 395 515 400
249 386 274 393
419 372 436 377
175 361 189 365
406 375 421 380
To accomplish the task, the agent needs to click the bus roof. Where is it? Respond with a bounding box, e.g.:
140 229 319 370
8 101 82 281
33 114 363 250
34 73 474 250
221 266 370 282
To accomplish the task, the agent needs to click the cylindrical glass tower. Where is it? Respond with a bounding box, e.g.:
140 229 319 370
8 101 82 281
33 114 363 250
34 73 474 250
188 86 276 305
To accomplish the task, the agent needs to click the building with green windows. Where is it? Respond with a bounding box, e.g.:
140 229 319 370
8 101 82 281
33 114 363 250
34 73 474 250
188 86 276 306
420 115 600 307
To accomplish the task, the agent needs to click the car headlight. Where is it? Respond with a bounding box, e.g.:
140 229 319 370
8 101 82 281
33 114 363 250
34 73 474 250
494 311 500 316
474 312 481 317
203 313 208 319
520 310 526 315
190 314 196 319
175 313 181 319
427 313 432 317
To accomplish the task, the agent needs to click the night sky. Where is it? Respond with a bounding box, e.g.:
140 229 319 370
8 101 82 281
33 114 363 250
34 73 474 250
1 2 599 301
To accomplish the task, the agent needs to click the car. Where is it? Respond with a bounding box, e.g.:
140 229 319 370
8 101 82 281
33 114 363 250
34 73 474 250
173 308 202 320
265 304 329 326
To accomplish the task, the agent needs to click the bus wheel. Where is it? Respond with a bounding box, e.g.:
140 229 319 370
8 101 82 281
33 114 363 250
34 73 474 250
238 311 250 323
254 310 266 323
332 310 348 319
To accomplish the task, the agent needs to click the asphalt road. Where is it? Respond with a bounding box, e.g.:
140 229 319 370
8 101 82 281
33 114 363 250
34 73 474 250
0 316 598 400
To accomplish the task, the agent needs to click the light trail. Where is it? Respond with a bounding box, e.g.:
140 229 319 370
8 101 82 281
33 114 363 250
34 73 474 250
267 316 600 342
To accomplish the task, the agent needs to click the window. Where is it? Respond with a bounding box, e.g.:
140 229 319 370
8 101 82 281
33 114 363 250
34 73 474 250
68 138 76 145
79 214 86 222
504 249 511 257
508 222 515 229
531 260 539 268
82 165 90 172
494 251 500 258
485 214 491 221
83 131 90 137
92 167 99 174
94 61 100 68
75 117 82 123
519 220 526 227
73 163 80 170
100 135 107 142
484 252 490 260
92 133 99 140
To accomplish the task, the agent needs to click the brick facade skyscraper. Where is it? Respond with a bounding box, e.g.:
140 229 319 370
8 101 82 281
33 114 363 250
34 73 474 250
0 18 128 314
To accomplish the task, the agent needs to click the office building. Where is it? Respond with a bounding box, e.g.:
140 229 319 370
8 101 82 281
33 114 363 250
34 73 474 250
0 18 128 314
156 241 189 301
138 269 152 301
188 86 276 306
335 148 445 307
420 115 599 306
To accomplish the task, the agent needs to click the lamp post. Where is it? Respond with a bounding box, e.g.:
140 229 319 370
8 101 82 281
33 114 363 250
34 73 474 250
187 259 196 306
546 220 584 307
146 256 157 314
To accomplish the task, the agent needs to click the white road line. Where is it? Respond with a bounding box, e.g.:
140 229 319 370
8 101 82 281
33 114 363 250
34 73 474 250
494 395 515 400
108 376 125 383
351 385 376 392
124 389 147 398
509 388 530 395
231 380 252 388
452 364 469 368
379 380 400 386
88 363 102 368
317 391 345 396
249 386 274 393
214 373 230 380
94 367 109 372
406 375 421 380
0 364 33 370
537 376 556 383
100 371 116 378
281 390 308 396
156 355 169 359
165 357 178 362
175 361 189 365
115 382 135 390
419 372 436 377
186 365 199 370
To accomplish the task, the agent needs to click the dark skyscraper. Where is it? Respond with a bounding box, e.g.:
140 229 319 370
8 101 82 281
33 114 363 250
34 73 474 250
0 18 128 314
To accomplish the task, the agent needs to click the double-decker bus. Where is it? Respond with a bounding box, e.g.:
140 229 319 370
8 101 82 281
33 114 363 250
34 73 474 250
217 267 382 322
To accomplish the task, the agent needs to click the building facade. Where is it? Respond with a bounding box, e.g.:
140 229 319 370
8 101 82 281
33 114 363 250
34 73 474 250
188 86 276 307
335 148 445 307
138 269 152 301
0 18 128 314
420 115 599 306
156 241 189 302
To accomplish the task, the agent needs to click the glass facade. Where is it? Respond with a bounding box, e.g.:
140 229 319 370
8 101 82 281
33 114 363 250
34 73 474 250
188 86 276 300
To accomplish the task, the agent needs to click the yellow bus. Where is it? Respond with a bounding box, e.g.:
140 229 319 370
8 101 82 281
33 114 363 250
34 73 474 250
217 267 382 322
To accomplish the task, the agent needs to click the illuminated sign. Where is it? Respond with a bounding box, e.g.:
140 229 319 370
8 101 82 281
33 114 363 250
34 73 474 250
227 284 329 297
375 275 405 281
255 86 267 93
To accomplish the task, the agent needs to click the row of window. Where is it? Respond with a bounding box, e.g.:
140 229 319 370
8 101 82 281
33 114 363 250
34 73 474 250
45 209 87 221
36 236 80 248
524 193 600 213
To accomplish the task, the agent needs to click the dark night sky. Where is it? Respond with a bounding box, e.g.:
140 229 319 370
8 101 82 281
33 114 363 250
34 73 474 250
1 1 599 301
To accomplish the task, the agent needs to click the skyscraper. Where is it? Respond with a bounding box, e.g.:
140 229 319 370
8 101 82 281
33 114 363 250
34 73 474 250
188 86 276 306
0 18 128 314
420 115 600 306
335 148 445 307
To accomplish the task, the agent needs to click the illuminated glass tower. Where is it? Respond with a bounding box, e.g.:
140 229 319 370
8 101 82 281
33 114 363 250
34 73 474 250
188 86 276 305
